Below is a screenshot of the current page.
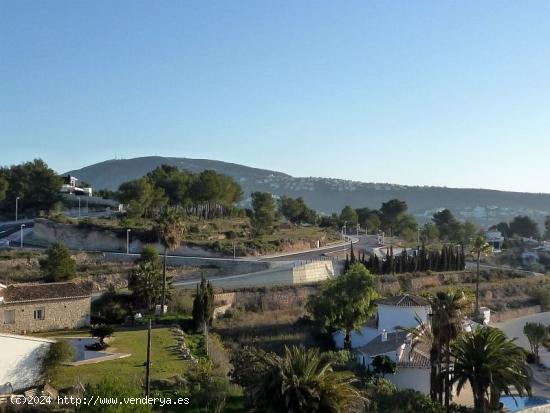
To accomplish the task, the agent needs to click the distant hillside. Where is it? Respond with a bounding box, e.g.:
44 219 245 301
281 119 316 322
67 156 550 226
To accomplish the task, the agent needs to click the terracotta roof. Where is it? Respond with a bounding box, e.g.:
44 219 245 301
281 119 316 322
357 330 409 356
398 347 431 368
376 294 430 307
0 281 92 304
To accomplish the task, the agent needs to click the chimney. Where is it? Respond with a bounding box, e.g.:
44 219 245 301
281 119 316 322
381 329 388 342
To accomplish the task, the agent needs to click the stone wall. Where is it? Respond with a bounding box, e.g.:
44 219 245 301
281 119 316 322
0 297 91 334
214 286 318 312
31 219 221 257
490 305 541 323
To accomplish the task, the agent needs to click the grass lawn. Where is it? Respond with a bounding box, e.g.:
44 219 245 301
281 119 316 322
44 326 203 390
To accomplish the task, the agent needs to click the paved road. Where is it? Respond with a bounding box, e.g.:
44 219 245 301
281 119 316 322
0 220 34 245
261 234 381 262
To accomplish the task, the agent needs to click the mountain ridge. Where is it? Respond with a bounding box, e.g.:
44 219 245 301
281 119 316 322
66 156 550 225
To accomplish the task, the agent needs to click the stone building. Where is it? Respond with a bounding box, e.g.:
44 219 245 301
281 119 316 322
0 281 92 334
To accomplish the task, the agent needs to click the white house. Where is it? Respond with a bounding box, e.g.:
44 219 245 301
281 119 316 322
333 294 431 349
485 230 504 251
334 294 432 394
0 334 54 392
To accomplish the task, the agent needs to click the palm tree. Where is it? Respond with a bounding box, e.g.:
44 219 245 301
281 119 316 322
470 236 492 320
451 327 531 413
401 290 469 407
402 315 439 401
250 346 366 413
156 207 185 313
434 290 469 410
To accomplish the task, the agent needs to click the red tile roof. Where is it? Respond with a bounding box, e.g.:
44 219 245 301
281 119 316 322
0 281 92 304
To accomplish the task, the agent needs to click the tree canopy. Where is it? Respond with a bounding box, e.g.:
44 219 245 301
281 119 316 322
0 174 7 204
129 245 163 310
307 263 379 350
340 205 358 226
117 165 243 219
451 327 530 412
0 159 62 216
39 242 76 282
280 196 317 224
251 191 277 235
523 322 548 364
230 346 365 413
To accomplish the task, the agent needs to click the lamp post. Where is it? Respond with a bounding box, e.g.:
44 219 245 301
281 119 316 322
20 224 26 248
126 229 131 254
15 197 20 222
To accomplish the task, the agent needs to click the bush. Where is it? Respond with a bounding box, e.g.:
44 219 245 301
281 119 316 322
532 287 550 311
169 290 194 315
42 341 74 379
80 378 152 412
91 291 132 324
90 324 115 348
39 242 76 282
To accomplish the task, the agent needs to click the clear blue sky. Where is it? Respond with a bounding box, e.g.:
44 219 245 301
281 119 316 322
1 1 549 193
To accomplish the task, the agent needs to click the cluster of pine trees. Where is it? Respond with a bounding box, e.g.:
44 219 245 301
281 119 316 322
344 243 466 275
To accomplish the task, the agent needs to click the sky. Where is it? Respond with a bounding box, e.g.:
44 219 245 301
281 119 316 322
1 1 549 193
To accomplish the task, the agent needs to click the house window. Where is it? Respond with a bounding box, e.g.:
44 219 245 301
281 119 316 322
4 309 15 324
33 308 45 320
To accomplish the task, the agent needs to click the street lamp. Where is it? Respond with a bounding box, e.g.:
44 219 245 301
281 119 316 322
20 224 26 248
15 197 20 222
126 229 131 254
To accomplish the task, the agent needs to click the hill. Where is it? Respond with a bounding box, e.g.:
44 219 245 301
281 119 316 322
67 156 550 226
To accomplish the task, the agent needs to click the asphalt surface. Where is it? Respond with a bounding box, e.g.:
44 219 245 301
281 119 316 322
260 234 381 262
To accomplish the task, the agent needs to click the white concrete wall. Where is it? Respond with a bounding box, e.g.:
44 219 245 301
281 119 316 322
292 261 334 284
0 334 53 391
388 367 431 394
377 305 430 332
333 326 379 349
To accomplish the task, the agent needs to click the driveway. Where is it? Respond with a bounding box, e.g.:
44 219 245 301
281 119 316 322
493 312 550 398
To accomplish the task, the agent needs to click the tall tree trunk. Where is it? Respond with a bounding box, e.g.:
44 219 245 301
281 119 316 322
430 350 438 401
344 330 352 351
437 342 443 403
444 340 451 411
161 246 167 314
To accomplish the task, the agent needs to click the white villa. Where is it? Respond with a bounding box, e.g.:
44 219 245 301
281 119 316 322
334 294 432 393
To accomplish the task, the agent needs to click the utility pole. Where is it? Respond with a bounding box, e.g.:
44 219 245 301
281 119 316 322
78 197 81 217
145 319 151 397
233 241 236 259
126 229 131 254
417 227 420 244
15 197 20 222
20 224 26 248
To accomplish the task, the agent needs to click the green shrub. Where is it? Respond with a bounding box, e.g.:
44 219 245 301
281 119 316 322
42 340 74 379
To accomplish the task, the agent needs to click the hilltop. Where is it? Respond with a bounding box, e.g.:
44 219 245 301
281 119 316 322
67 156 550 225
